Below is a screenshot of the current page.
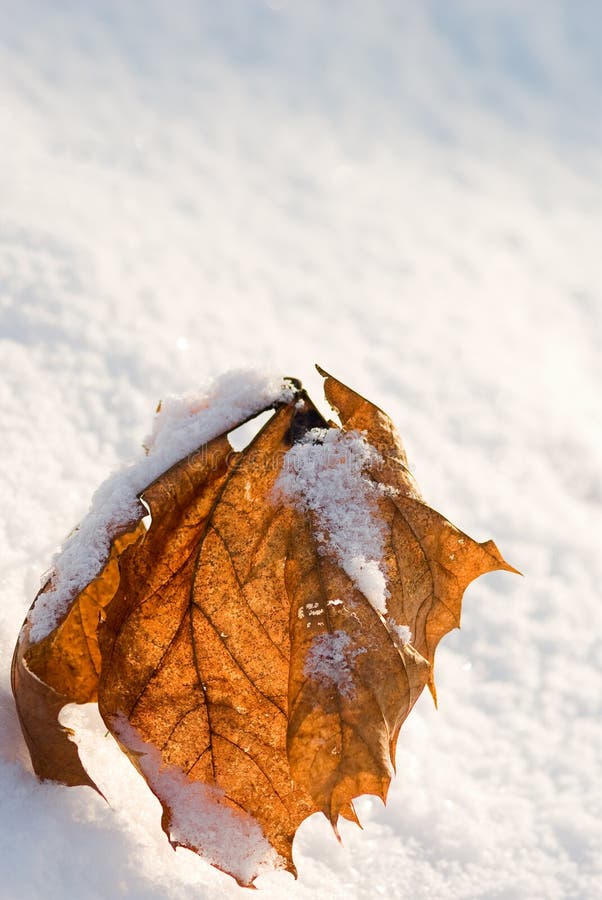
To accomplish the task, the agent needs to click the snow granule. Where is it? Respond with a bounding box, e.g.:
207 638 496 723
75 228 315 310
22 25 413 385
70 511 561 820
387 619 412 646
27 370 295 643
344 557 388 612
274 427 391 615
111 715 281 885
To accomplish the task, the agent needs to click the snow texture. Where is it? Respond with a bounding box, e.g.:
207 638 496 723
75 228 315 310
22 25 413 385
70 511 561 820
275 428 391 614
111 715 281 885
1 1 601 898
27 369 294 642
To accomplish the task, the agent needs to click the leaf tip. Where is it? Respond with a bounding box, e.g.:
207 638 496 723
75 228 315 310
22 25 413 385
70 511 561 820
330 817 343 844
428 676 439 709
285 859 299 881
340 799 362 828
496 555 523 577
481 539 522 576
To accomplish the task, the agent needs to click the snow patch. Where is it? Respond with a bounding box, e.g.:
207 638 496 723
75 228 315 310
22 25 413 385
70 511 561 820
387 619 412 646
111 715 280 885
274 427 390 614
344 557 388 613
27 370 295 643
304 630 366 698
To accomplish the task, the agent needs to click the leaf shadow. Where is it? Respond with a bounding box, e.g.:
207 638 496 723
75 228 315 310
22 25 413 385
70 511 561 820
0 685 31 769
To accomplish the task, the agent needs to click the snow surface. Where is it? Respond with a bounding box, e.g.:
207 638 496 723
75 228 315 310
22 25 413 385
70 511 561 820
275 427 391 615
27 368 293 641
1 2 601 898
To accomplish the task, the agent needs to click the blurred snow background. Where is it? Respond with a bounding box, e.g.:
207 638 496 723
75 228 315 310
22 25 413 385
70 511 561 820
0 1 600 897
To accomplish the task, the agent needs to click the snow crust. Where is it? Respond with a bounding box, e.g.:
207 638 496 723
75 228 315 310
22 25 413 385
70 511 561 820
27 370 294 642
275 428 392 615
111 715 280 885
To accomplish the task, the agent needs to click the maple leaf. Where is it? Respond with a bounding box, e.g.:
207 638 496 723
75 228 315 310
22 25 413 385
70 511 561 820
12 368 517 886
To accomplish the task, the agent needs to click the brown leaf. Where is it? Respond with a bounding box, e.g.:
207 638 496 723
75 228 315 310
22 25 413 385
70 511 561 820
11 522 145 789
12 370 518 886
285 511 430 826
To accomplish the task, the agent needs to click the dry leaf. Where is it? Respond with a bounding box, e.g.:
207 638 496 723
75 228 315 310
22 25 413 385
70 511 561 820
12 368 517 885
12 523 145 789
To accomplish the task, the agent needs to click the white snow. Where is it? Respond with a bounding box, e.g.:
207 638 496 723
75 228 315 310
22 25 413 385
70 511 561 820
111 715 281 886
386 620 412 647
275 428 391 614
27 369 294 642
1 2 601 898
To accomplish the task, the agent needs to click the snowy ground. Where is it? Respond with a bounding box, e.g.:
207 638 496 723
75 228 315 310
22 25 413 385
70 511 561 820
1 2 601 898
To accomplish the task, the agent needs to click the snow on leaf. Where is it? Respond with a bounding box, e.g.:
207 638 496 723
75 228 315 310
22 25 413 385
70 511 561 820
111 715 281 886
274 426 391 614
303 630 366 699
